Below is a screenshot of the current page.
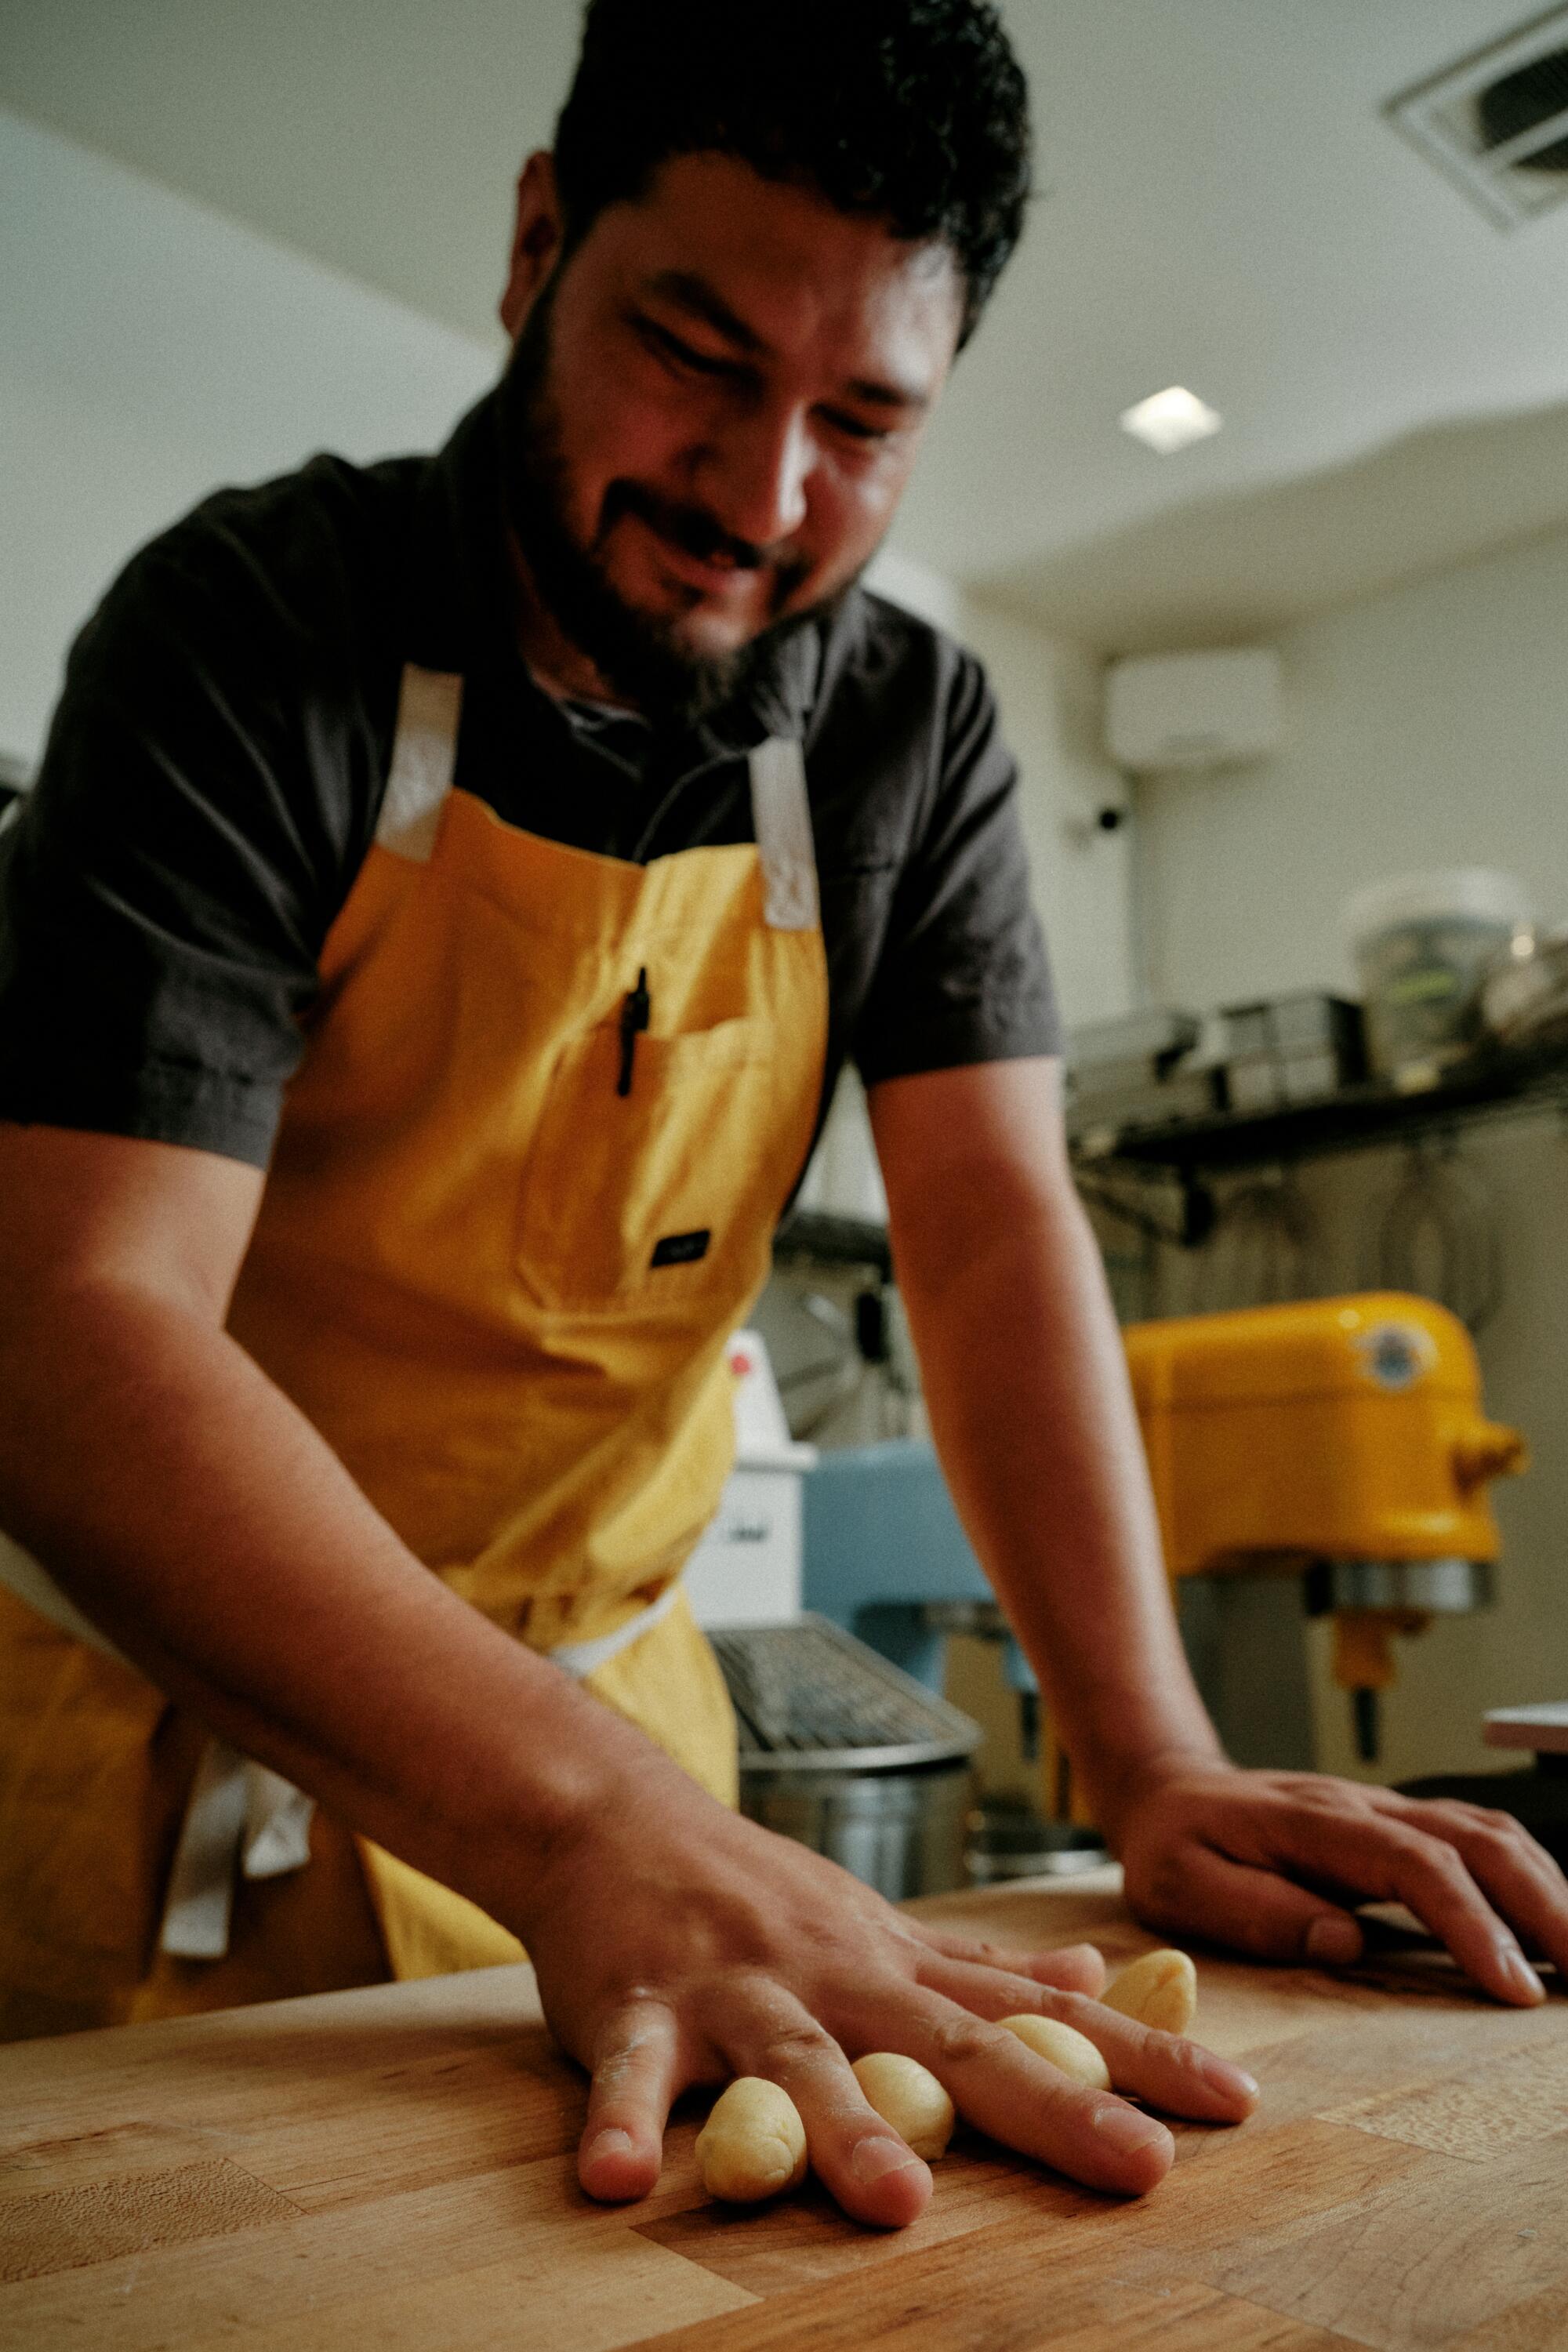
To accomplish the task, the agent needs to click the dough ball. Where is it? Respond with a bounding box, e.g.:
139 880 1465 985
998 2013 1112 2089
851 2053 956 2160
695 2077 809 2203
1101 1949 1197 2036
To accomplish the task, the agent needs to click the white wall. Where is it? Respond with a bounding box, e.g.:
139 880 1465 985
1137 527 1568 1013
957 593 1134 1033
1138 527 1568 1783
0 107 495 771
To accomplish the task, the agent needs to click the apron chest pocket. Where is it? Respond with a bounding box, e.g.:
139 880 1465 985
516 1014 771 1311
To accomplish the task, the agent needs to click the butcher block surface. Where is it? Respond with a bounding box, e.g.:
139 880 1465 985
2 1870 1566 2350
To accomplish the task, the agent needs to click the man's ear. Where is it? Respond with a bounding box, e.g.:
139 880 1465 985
499 151 564 340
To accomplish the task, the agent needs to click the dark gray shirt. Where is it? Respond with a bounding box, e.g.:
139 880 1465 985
0 392 1058 1170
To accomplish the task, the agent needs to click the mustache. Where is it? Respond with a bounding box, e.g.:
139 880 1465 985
601 481 781 573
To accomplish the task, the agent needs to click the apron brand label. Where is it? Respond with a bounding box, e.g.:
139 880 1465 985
651 1229 712 1269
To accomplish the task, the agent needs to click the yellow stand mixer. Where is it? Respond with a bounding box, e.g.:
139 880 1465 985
1125 1291 1526 1762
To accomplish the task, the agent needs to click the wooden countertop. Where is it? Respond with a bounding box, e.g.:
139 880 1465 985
3 1869 1566 2350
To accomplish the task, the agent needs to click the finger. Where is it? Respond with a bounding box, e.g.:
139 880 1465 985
1269 1811 1547 2006
1377 1799 1568 1982
912 1928 1108 1997
870 1988 1174 2197
713 1983 932 2229
1134 1842 1367 1969
910 1961 1256 2122
579 2001 682 2203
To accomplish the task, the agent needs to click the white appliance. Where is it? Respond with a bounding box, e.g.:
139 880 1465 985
684 1331 815 1628
1105 647 1282 773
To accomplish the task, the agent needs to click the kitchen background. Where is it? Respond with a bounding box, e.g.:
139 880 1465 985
5 1 1568 1836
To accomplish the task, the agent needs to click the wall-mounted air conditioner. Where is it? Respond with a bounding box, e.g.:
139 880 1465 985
1104 648 1283 775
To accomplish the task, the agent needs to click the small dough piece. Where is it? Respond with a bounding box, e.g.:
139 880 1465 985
695 2078 809 2203
851 2053 956 2160
1101 1949 1198 2036
998 2013 1112 2089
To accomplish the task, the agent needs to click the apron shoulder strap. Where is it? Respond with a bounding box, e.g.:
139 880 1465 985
748 736 819 931
377 666 463 862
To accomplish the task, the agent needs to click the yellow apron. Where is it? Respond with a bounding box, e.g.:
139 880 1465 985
0 665 828 2031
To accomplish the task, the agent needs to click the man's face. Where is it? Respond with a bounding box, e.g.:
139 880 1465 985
499 151 964 717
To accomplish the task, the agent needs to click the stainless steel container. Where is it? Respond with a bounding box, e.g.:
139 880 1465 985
739 1761 974 1902
708 1615 981 1901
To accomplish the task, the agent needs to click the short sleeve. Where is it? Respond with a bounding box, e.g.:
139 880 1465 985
851 651 1061 1087
0 503 383 1167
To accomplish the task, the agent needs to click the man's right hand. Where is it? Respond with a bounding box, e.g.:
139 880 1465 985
519 1755 1258 2229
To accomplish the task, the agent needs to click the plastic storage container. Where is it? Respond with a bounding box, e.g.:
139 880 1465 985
1345 869 1532 1083
1219 992 1366 1111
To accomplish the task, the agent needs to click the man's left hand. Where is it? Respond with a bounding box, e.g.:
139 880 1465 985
1114 1762 1566 2003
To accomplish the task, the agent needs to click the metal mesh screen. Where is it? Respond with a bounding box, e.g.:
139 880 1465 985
709 1615 981 1773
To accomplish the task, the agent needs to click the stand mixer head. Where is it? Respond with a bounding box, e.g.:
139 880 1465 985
1125 1293 1526 1761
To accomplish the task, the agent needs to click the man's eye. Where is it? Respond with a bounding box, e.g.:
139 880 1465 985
822 409 895 445
638 318 739 380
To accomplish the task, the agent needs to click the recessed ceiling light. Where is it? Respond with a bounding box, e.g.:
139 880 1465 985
1120 386 1223 455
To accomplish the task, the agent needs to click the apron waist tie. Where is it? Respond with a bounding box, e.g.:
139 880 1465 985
543 1575 684 1676
160 1746 317 1958
151 1581 686 1958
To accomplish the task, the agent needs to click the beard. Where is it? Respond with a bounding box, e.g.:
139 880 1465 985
497 284 845 731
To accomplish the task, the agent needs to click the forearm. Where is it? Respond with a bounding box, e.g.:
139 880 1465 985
888 1159 1223 1833
0 1279 667 1933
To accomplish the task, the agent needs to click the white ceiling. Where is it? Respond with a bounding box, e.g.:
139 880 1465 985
5 0 1568 648
986 394 1568 651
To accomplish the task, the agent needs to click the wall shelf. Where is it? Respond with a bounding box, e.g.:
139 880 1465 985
1071 1039 1568 1180
1069 1038 1568 1254
774 1045 1568 1273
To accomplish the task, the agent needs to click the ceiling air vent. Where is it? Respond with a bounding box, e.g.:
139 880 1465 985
1385 4 1568 228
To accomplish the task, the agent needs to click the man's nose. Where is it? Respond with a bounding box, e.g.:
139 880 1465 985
698 405 812 554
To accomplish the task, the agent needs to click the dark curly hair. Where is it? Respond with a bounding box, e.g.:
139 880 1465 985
552 0 1032 348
